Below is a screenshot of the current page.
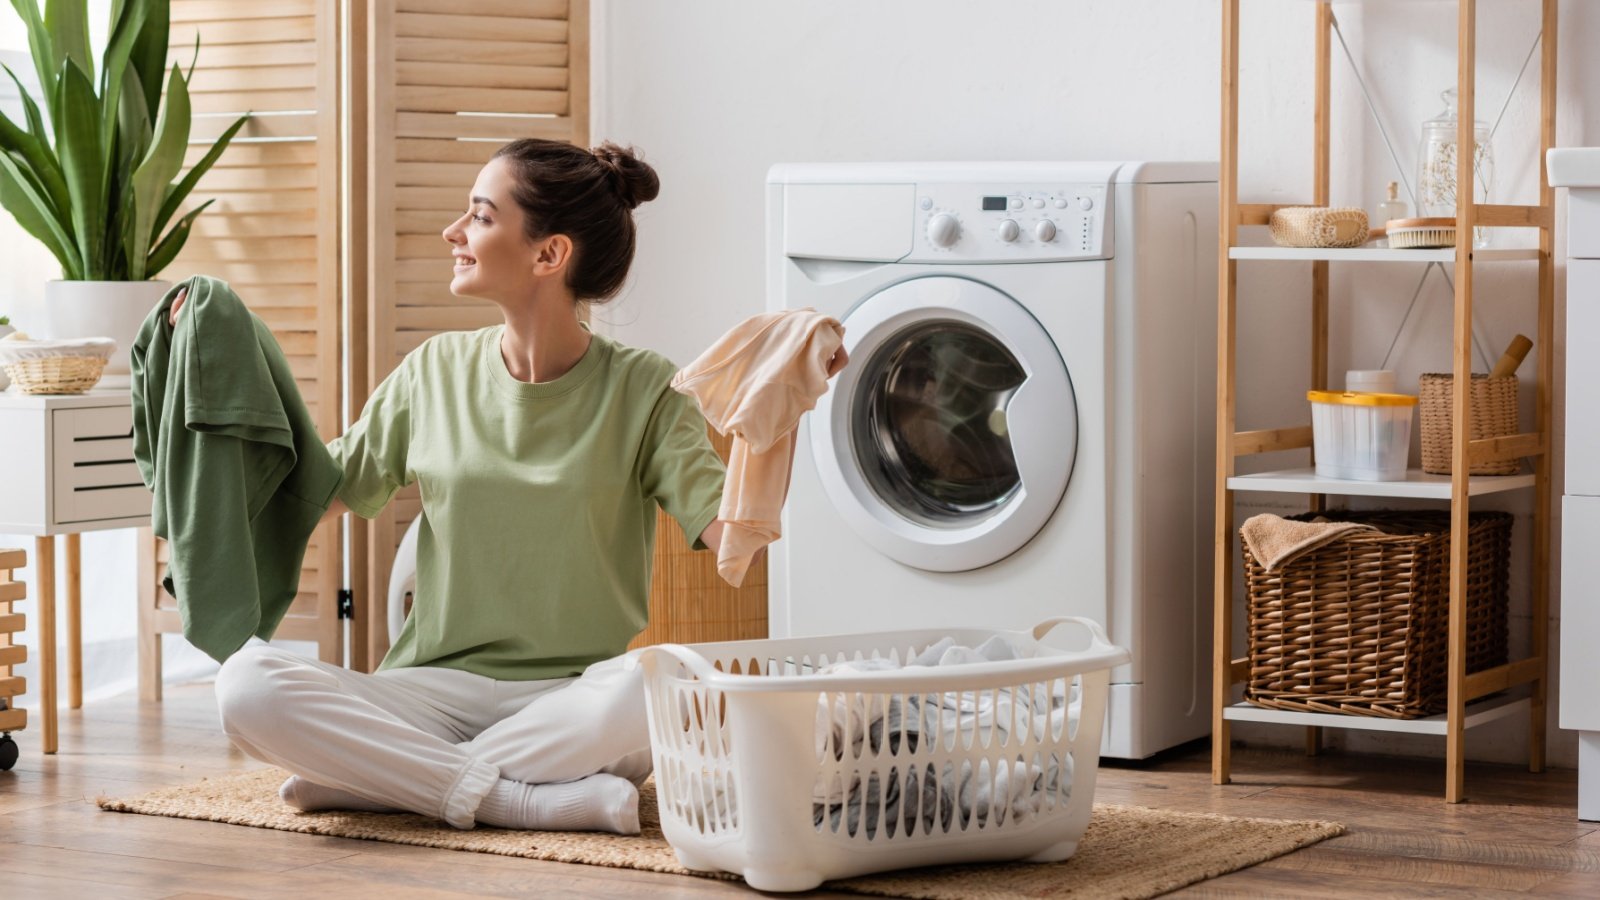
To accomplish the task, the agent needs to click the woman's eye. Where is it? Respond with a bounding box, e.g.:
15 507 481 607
472 214 490 224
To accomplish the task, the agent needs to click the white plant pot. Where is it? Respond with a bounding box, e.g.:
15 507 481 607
43 280 172 388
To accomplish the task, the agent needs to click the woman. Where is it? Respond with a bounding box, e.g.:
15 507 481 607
198 140 738 834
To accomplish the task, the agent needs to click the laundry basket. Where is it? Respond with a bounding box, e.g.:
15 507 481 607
630 617 1129 892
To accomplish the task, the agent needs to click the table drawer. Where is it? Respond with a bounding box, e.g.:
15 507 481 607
51 406 151 525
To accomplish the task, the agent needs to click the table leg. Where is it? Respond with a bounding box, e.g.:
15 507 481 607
35 536 56 755
66 533 81 710
136 527 162 702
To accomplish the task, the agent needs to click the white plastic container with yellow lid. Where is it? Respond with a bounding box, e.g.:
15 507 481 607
1307 389 1418 481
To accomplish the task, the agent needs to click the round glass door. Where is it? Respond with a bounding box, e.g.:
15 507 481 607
810 275 1077 572
853 321 1027 527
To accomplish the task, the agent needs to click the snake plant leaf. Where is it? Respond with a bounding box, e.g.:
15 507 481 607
115 64 151 169
54 59 106 278
0 151 80 277
44 0 93 86
99 0 150 142
127 63 189 281
145 197 209 276
153 111 245 239
1 62 51 147
124 0 167 122
0 107 68 219
8 0 56 111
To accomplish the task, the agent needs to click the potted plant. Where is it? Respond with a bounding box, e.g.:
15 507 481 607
0 0 247 385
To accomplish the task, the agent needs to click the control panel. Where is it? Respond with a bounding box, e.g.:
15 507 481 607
903 182 1109 263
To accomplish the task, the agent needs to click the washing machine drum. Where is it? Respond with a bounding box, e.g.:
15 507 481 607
810 276 1077 572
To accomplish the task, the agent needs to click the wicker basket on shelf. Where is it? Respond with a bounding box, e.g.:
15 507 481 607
1242 509 1511 719
1417 372 1520 475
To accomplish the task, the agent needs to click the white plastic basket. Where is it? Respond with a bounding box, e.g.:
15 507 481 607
1308 389 1417 481
630 617 1130 892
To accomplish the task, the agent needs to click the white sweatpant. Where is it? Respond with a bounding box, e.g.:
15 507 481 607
214 645 653 829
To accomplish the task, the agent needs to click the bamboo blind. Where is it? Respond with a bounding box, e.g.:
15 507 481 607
140 0 344 668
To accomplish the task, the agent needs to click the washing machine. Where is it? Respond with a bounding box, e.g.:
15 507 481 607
766 161 1218 759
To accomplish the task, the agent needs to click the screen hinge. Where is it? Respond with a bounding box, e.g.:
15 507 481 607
338 588 354 619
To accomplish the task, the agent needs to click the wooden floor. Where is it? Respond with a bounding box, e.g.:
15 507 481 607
0 686 1596 898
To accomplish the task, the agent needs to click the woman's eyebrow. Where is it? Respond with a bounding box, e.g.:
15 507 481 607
470 196 499 210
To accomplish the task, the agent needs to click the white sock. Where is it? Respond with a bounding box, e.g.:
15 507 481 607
279 775 397 813
474 773 640 835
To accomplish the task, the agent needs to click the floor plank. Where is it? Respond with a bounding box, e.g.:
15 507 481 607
0 684 1588 898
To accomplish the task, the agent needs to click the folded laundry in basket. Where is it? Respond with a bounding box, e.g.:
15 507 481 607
1240 513 1378 574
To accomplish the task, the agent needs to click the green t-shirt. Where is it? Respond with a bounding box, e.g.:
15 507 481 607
327 326 726 681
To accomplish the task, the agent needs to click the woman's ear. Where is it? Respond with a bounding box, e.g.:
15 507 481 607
531 233 574 278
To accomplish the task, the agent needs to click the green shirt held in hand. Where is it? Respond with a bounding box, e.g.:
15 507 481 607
330 326 726 681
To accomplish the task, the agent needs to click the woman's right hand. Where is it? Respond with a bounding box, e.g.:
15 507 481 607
168 287 188 327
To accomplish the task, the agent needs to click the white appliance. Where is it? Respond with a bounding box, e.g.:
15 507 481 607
1550 147 1600 820
766 162 1218 759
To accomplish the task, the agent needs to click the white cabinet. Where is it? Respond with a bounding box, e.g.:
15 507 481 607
1568 259 1600 496
0 390 151 536
1551 147 1600 821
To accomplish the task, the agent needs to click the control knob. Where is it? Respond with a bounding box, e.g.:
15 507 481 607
927 213 961 248
1034 219 1057 242
997 219 1020 242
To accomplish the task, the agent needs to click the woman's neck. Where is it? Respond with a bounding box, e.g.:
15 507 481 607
498 289 592 384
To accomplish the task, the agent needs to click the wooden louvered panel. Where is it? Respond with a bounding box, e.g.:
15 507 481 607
394 37 567 67
354 0 588 668
171 0 316 21
139 0 344 697
175 17 317 45
397 62 566 91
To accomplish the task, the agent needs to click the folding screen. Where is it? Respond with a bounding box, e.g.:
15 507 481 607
137 0 343 696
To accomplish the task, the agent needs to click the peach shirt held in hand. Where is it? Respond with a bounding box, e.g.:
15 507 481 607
671 309 846 586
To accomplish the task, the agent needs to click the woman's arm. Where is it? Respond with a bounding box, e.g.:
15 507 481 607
699 519 724 555
320 496 350 526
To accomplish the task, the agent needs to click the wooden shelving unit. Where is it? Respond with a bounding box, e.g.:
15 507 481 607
1212 0 1557 802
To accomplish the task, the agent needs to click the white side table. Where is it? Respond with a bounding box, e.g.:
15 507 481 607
0 388 152 753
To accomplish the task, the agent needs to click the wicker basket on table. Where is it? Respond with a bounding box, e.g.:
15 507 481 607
0 337 114 394
1242 509 1511 719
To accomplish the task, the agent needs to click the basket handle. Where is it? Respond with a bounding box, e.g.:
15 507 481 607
627 643 721 682
1031 616 1118 654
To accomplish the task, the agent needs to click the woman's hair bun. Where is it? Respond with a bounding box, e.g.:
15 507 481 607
590 142 660 210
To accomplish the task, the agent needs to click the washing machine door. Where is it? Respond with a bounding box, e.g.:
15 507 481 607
812 276 1077 572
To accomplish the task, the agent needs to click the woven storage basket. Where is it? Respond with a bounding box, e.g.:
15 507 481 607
1269 206 1370 249
1243 509 1511 719
0 355 106 394
1418 372 1519 475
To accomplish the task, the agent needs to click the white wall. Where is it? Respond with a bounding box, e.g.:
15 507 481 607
594 0 1599 766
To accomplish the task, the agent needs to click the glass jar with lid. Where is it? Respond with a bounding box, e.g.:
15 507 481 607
1416 88 1494 248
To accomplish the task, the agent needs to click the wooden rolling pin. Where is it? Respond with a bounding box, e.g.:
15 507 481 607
1489 334 1533 379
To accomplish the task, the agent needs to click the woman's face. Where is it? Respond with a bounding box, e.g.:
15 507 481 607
442 157 558 302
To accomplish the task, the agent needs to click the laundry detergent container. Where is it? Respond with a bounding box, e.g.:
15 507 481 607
630 618 1129 892
1308 390 1417 481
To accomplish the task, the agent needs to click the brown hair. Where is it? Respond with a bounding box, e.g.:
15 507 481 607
491 138 660 302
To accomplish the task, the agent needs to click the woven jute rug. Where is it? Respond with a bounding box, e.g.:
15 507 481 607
99 768 1343 899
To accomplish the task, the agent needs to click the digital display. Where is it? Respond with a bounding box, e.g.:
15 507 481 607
982 196 1008 211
